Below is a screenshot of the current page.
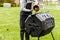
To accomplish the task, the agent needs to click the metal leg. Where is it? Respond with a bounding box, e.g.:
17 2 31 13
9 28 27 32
51 32 55 40
38 37 40 40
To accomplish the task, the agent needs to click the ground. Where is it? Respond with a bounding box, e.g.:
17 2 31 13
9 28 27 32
0 7 60 40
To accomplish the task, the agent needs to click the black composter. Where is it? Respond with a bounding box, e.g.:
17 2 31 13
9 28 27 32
25 12 55 40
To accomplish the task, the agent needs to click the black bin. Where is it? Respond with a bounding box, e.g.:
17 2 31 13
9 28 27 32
25 12 55 37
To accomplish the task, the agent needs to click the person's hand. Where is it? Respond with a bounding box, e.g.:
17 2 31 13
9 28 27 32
33 2 38 5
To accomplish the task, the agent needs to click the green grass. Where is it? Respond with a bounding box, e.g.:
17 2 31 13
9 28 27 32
0 7 20 40
0 7 60 40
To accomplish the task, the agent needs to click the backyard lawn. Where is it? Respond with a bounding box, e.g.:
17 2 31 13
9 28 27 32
0 7 60 40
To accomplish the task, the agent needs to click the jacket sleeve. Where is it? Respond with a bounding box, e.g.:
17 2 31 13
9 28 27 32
33 0 39 5
20 0 31 12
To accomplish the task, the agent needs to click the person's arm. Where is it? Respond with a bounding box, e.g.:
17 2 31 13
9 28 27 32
33 0 39 13
20 0 31 12
33 0 39 5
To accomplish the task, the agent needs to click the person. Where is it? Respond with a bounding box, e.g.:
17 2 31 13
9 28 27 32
20 0 38 40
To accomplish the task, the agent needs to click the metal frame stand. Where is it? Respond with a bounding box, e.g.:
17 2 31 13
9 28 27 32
26 37 40 40
38 36 40 40
25 32 55 40
51 32 55 40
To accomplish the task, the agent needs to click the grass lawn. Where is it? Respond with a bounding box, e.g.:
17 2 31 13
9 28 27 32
0 7 60 40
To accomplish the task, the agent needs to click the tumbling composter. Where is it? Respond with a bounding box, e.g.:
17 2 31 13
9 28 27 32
25 12 55 39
